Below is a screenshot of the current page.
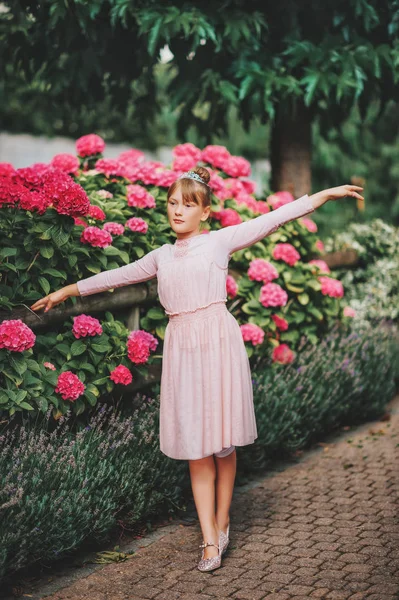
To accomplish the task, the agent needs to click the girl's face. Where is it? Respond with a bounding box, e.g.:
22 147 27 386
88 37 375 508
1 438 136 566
167 186 210 239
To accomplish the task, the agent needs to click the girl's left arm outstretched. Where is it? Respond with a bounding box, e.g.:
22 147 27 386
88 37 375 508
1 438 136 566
213 185 364 255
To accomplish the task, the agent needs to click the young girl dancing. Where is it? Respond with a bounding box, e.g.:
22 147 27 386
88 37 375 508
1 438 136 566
31 167 363 572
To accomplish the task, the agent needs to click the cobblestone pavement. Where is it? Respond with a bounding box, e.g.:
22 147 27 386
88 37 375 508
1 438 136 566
35 395 399 599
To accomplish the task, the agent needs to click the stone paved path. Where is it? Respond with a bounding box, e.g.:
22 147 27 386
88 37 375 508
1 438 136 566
25 395 399 599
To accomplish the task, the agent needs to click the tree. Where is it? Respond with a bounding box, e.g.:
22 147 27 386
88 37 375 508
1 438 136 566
1 1 399 195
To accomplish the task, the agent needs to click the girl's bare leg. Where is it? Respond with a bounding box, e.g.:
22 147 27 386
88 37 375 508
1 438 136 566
214 448 236 533
188 455 220 559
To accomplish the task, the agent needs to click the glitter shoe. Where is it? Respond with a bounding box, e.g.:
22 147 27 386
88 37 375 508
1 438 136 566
219 522 230 555
197 536 222 572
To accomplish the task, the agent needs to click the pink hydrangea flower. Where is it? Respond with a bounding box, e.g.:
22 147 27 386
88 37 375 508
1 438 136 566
308 259 331 274
226 274 238 298
272 243 301 267
126 217 148 233
0 162 16 178
117 149 145 163
127 184 156 208
127 330 158 364
88 205 106 220
260 283 288 308
315 239 325 252
0 319 36 352
300 217 318 232
272 343 295 364
173 143 202 161
319 276 344 298
155 169 180 188
267 191 294 210
172 155 199 172
19 190 52 215
218 208 243 227
240 323 265 346
95 158 124 178
43 361 56 370
55 371 85 401
201 145 231 169
103 222 125 235
72 314 103 339
241 180 257 194
207 170 229 198
343 306 356 317
248 258 279 283
51 153 80 175
256 200 271 214
80 226 113 248
223 156 251 178
110 364 133 385
225 178 244 198
76 134 105 157
271 314 289 331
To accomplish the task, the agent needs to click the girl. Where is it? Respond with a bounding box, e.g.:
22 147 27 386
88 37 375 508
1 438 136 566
30 167 364 572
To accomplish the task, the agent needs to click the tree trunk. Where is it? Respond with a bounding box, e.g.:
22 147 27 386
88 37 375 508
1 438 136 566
270 98 312 198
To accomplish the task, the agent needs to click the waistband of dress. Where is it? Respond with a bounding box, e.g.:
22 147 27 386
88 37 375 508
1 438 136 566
166 299 228 322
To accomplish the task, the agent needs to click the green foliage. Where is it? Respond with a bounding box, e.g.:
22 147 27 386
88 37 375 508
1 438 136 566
1 1 398 142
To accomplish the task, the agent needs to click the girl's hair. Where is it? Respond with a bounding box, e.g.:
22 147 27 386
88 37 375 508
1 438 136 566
167 167 212 226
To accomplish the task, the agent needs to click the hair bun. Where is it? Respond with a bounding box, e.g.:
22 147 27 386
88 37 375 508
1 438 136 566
193 166 211 185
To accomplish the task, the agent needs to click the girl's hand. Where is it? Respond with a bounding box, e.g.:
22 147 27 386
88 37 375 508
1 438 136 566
326 184 364 202
30 288 69 313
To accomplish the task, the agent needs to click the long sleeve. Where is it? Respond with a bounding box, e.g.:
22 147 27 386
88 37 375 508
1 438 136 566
214 194 315 255
76 246 161 297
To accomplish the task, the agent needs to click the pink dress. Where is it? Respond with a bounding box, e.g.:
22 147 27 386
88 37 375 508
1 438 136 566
77 194 315 460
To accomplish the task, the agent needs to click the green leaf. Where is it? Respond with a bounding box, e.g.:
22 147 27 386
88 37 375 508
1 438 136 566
0 247 17 258
39 246 54 259
297 293 310 305
38 276 51 295
70 341 87 357
20 402 34 410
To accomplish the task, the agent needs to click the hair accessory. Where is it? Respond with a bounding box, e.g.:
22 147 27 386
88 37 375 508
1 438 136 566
178 171 210 187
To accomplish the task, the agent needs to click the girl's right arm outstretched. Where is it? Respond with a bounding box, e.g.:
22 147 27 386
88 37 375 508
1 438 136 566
30 246 161 313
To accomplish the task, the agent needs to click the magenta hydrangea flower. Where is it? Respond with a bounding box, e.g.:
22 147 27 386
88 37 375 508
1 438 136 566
127 184 156 208
308 259 331 273
300 217 318 232
272 243 301 267
127 330 158 364
74 217 88 228
248 258 279 283
271 314 289 331
218 208 243 227
81 225 113 248
19 190 52 215
223 156 251 178
272 343 295 364
172 155 199 172
55 371 85 401
0 162 16 178
76 134 105 157
0 319 36 352
319 276 344 298
95 158 124 178
202 145 231 169
267 191 294 210
103 222 125 235
173 143 202 161
240 323 265 346
226 274 238 298
72 314 103 339
110 365 133 385
126 217 149 233
50 153 80 175
88 205 106 220
260 283 288 308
